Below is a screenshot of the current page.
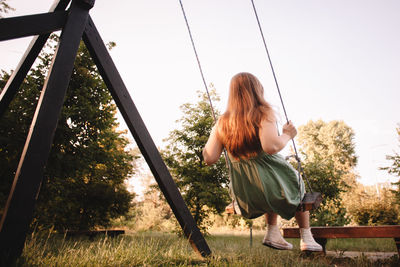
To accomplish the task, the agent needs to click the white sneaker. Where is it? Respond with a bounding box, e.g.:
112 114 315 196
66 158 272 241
262 224 293 250
300 228 323 252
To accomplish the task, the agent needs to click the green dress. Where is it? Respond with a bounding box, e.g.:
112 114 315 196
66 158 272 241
229 152 305 220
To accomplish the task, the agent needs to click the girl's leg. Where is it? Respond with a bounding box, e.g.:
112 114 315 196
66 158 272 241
295 210 322 252
265 212 278 225
263 212 292 250
295 210 310 228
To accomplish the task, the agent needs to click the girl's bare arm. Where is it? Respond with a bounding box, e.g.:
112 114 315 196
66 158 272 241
259 120 297 155
203 125 224 165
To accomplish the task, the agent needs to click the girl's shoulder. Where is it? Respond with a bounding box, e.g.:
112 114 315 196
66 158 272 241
259 118 277 131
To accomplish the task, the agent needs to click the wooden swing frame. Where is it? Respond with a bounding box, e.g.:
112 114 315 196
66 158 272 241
0 0 211 264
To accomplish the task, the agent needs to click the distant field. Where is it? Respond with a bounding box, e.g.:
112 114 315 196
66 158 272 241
18 231 399 266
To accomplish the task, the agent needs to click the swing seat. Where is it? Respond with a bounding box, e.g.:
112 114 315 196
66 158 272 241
297 192 323 212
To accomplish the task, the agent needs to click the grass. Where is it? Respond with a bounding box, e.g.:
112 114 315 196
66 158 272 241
16 231 399 267
323 237 397 252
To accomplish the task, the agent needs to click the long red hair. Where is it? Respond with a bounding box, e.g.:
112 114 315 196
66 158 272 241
217 72 275 159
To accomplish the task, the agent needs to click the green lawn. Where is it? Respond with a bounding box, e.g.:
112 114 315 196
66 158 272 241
17 231 399 266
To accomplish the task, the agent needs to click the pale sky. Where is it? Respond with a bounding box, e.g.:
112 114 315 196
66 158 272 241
1 0 399 187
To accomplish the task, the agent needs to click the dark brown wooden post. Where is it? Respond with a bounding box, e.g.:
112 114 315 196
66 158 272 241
0 0 93 264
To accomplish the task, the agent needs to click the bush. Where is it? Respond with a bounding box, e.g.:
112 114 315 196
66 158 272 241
352 202 399 225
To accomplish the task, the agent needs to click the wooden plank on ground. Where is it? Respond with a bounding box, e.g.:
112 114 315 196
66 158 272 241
65 230 125 238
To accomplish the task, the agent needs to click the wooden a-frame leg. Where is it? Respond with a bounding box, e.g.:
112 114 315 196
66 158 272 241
0 1 92 264
82 16 211 257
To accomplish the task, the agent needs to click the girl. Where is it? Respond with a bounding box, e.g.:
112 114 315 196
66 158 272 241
203 72 322 251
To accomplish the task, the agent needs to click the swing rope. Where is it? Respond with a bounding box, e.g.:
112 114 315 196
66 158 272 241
178 0 232 174
250 0 314 194
178 0 217 122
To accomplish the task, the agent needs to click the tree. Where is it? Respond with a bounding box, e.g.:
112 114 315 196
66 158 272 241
0 36 135 231
343 124 400 226
349 184 399 225
296 120 357 226
0 0 14 18
162 90 230 232
381 124 400 206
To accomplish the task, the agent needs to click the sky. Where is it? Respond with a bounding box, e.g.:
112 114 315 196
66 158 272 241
1 0 399 187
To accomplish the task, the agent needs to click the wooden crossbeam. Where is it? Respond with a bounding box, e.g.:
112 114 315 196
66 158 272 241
0 11 68 41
